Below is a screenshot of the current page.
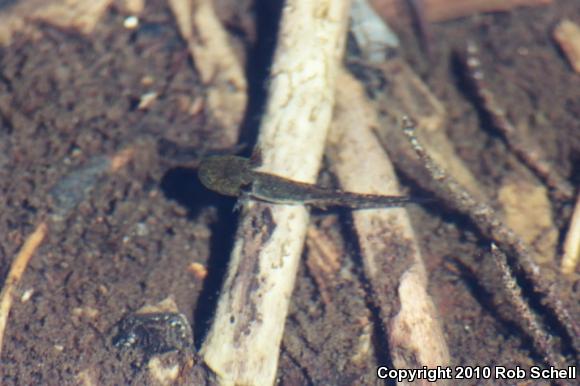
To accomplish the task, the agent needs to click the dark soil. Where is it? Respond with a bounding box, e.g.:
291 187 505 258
0 0 578 385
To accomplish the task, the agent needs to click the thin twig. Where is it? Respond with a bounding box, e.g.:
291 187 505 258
461 42 575 202
0 222 47 355
561 193 580 274
491 244 565 370
401 117 580 362
553 19 580 74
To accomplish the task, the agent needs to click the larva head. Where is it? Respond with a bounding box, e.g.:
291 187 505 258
198 155 250 197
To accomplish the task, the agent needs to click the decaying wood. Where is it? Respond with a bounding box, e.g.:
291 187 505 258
553 19 580 74
168 0 247 148
327 70 451 385
199 1 351 385
491 244 566 370
305 221 343 307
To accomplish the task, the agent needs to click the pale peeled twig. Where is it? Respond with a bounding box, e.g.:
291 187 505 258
327 70 451 384
168 0 247 147
561 193 580 274
553 19 580 74
199 1 351 385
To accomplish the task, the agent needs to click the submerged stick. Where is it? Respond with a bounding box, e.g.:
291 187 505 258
0 222 47 356
327 70 451 381
553 19 580 74
491 244 565 370
168 0 247 147
199 1 351 385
